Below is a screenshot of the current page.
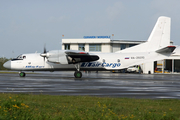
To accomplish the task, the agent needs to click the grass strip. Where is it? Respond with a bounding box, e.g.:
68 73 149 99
0 93 179 120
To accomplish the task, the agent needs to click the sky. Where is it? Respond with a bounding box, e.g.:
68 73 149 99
0 0 180 58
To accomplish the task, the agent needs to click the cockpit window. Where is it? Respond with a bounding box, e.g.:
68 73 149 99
17 55 23 59
11 54 26 61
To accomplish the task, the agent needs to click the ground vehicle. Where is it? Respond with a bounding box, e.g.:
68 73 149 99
127 65 139 73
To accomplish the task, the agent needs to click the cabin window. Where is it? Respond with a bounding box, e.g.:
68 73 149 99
103 59 105 63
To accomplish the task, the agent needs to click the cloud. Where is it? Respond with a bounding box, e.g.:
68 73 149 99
106 1 124 21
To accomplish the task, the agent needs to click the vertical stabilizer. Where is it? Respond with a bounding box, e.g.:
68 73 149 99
147 16 171 51
116 16 171 53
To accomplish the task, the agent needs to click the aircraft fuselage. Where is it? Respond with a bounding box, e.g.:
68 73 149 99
4 51 163 72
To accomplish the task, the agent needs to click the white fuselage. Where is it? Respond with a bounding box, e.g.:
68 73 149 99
4 51 169 72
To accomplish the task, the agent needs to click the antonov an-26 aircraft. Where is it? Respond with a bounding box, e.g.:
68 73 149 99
3 16 175 78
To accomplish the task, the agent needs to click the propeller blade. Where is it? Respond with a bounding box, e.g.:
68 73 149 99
44 44 47 53
40 44 47 62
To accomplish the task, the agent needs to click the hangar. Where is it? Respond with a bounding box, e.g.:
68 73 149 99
154 47 180 74
61 36 179 74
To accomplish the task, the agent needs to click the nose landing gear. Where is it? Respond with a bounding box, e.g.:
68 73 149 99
19 72 26 77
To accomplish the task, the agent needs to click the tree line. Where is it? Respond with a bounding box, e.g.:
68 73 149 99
0 57 10 70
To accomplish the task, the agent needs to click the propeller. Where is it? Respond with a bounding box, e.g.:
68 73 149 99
40 44 47 61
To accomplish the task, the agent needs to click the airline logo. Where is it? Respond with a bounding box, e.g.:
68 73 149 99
81 62 121 68
25 66 44 68
125 57 129 59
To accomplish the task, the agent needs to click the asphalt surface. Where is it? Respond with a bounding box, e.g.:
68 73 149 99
0 71 180 99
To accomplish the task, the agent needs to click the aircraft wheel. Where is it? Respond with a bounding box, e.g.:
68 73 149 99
19 72 26 77
74 71 82 78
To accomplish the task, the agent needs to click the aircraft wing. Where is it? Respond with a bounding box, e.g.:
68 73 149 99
65 50 89 55
45 50 99 64
65 50 99 64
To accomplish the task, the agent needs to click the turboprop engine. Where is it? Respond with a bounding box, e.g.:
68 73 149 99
40 50 69 64
40 50 99 64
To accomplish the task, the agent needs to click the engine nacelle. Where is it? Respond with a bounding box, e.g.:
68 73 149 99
47 50 68 64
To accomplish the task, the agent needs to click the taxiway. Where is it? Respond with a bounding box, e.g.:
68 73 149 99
0 71 180 99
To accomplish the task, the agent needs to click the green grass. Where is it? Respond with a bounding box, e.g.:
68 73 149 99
0 93 180 120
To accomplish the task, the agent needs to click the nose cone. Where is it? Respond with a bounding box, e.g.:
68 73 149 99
3 61 11 69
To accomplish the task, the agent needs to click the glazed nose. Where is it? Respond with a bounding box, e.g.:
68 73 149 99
3 61 11 69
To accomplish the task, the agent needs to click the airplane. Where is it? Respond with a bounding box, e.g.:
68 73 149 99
3 16 176 78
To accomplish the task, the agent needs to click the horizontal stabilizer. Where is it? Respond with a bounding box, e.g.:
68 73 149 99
156 46 176 53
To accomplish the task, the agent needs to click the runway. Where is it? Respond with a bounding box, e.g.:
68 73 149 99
1 71 180 99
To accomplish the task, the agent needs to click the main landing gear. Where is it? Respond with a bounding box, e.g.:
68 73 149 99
19 72 26 77
74 63 82 78
74 71 82 78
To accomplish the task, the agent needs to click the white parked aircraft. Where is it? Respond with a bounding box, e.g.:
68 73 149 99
3 16 175 78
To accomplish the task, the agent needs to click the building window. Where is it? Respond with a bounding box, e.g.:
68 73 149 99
78 44 85 51
64 44 70 50
120 44 126 50
89 44 101 52
129 44 136 47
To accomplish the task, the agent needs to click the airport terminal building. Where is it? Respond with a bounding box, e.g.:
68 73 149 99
61 36 180 74
62 36 145 53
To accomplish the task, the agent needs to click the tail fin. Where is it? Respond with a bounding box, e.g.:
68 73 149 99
116 16 171 53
